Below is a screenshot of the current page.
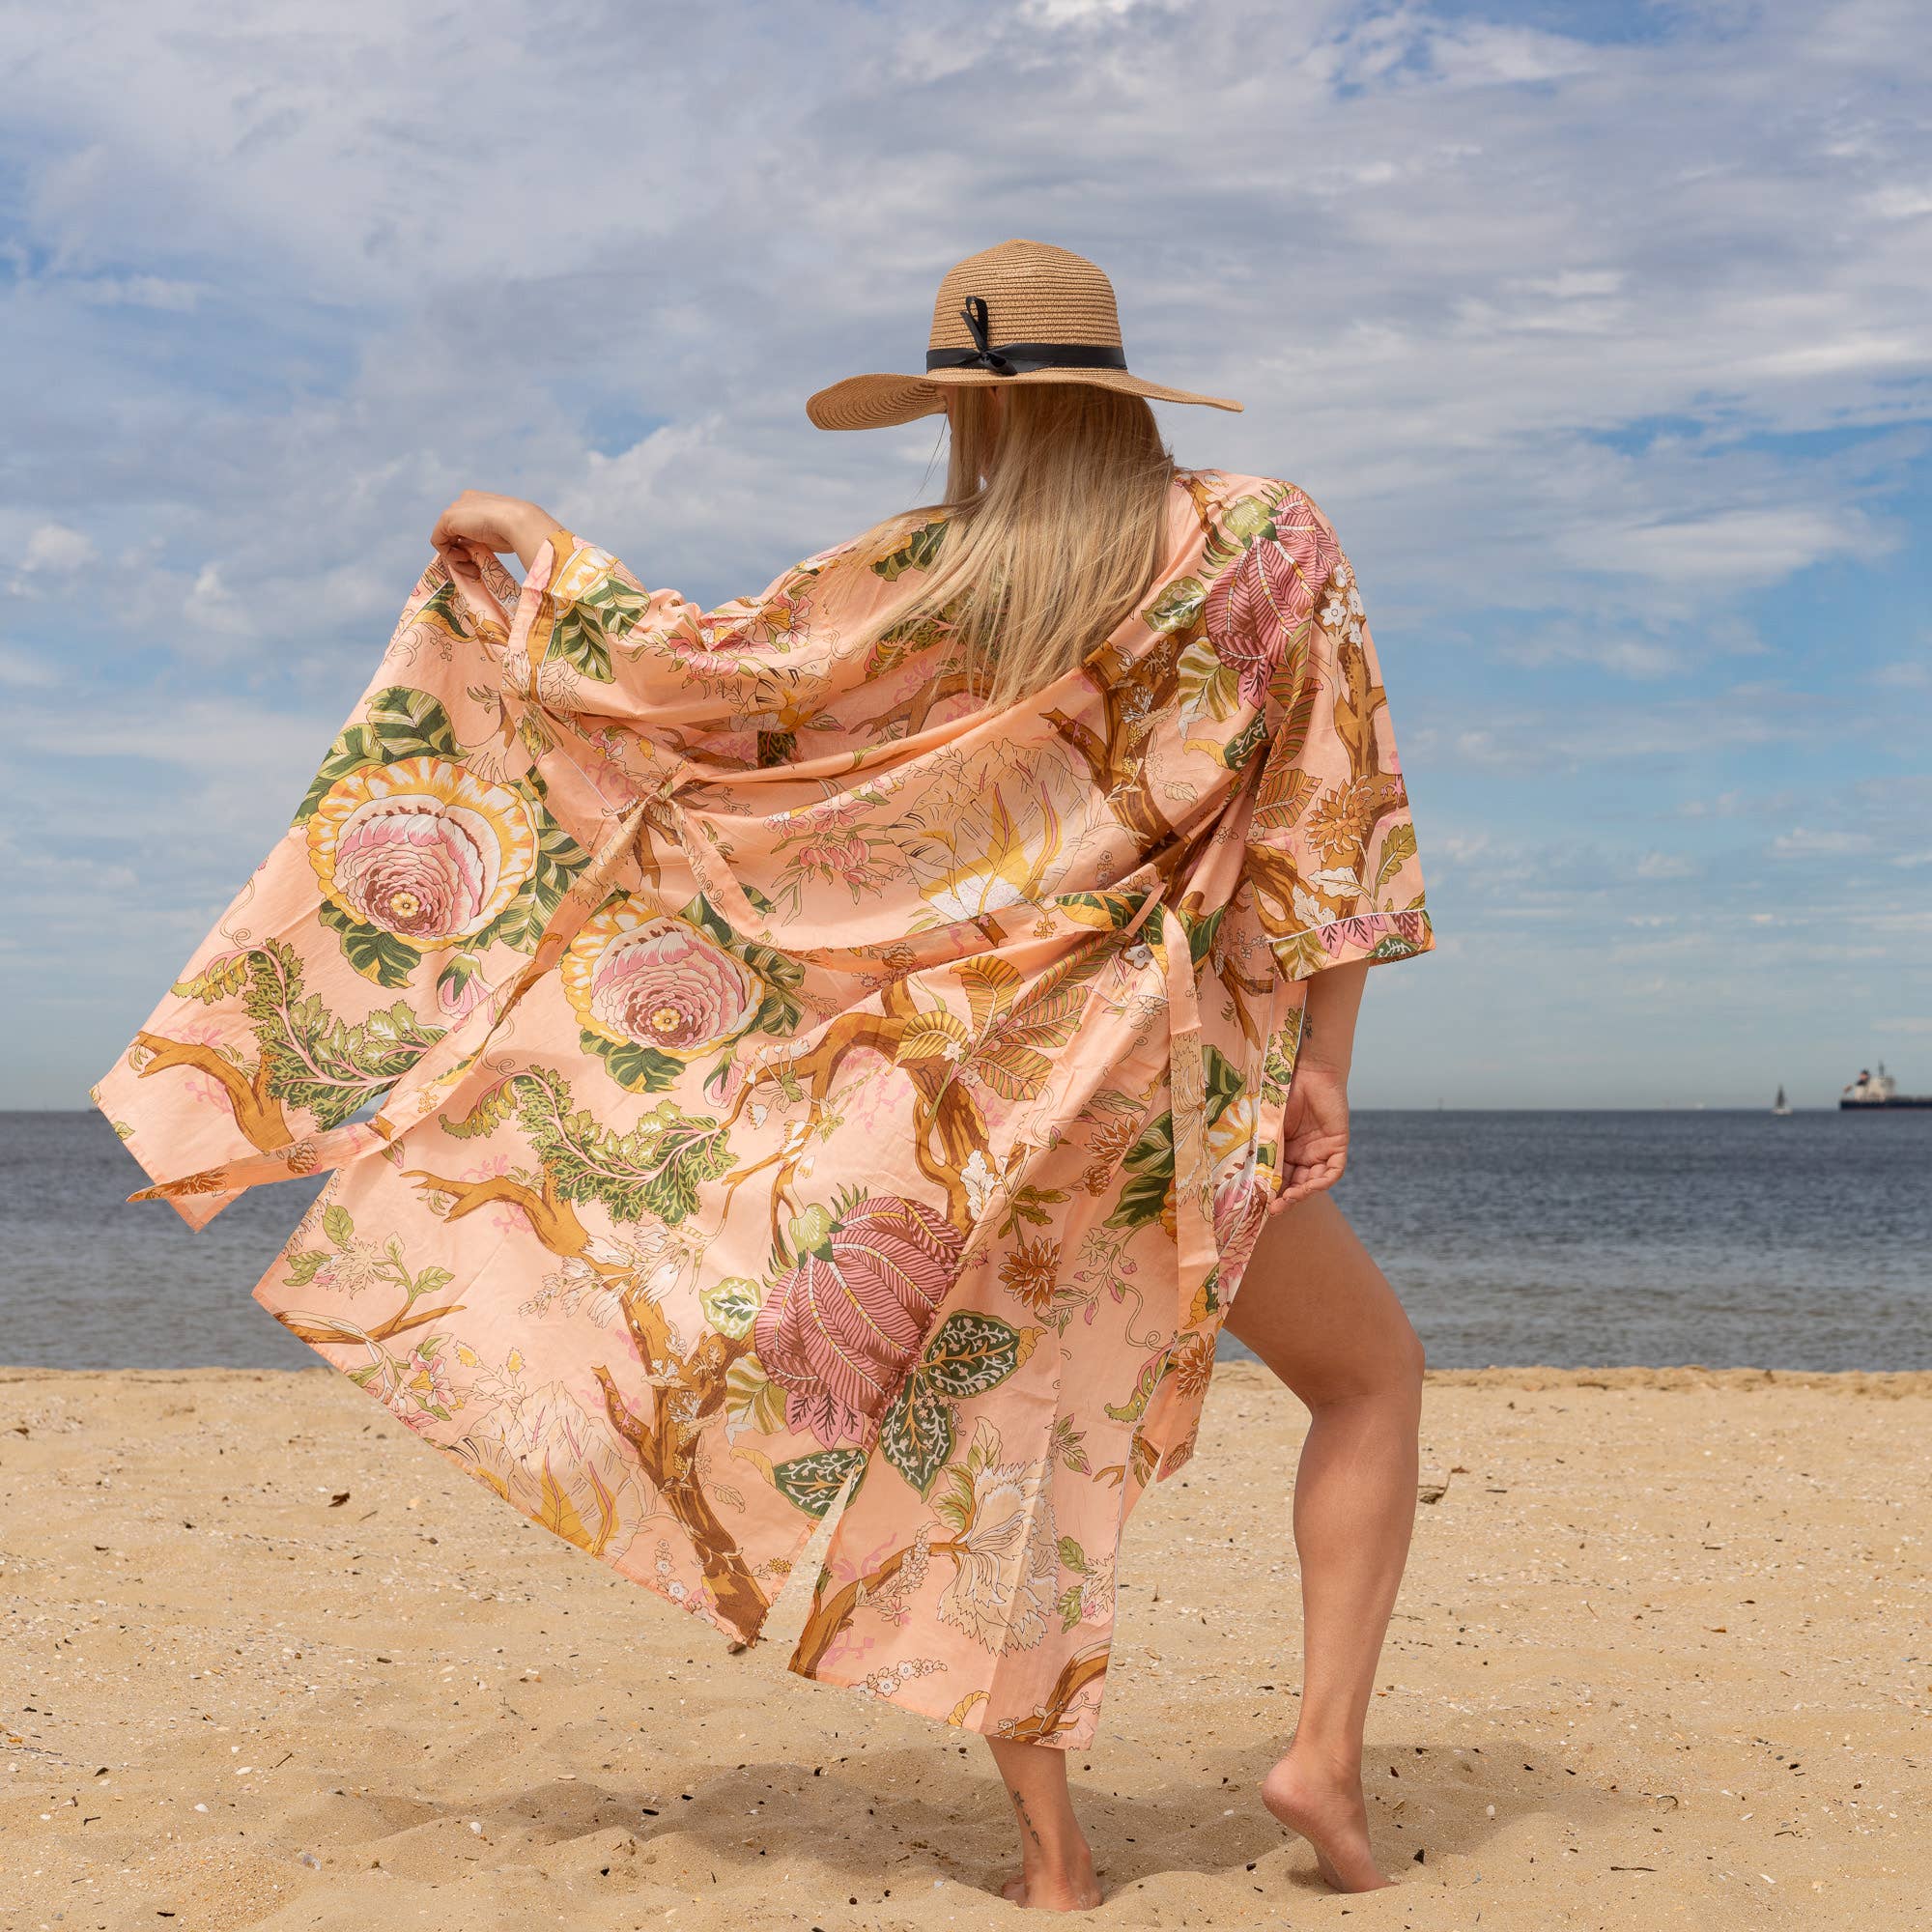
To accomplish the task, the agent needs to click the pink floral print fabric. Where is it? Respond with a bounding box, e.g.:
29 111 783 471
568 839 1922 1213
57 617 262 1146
92 469 1433 1747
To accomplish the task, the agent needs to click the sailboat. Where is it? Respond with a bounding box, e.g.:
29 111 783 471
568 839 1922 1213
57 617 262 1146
1772 1085 1792 1116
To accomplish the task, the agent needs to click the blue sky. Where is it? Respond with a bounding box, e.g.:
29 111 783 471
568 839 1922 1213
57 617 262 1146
3 0 1927 1109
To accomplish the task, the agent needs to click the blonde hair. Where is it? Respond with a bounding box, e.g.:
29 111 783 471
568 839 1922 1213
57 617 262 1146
845 384 1177 712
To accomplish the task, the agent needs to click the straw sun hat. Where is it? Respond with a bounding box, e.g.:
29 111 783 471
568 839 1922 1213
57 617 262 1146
805 238 1243 431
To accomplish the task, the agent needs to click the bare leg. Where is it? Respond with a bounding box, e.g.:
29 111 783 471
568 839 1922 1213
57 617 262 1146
985 1736 1100 1910
1222 1191 1424 1891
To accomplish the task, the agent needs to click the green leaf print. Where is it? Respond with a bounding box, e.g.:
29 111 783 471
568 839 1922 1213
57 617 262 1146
770 1447 867 1519
1202 1044 1242 1131
410 1265 455 1304
1261 1015 1302 1102
293 724 376 827
878 1313 1034 1497
1222 495 1275 544
582 572 652 638
240 943 446 1128
1221 712 1269 772
1176 635 1238 726
440 1069 736 1229
1143 574 1207 636
316 900 422 989
700 1276 763 1339
1104 1111 1175 1232
1179 902 1225 968
879 1375 955 1498
545 606 612 682
994 1182 1071 1239
1374 824 1418 895
919 1312 1029 1400
929 1463 977 1535
472 806 591 955
1369 932 1427 963
582 1031 689 1096
1273 681 1319 767
1104 1350 1166 1424
725 1355 788 1436
1057 891 1142 930
1049 1413 1090 1474
365 687 462 761
869 519 948 582
1202 484 1292 573
171 953 252 1005
639 1120 737 1225
293 686 465 825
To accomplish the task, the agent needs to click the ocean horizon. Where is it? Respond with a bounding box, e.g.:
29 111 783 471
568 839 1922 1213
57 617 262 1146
5 1105 1927 1375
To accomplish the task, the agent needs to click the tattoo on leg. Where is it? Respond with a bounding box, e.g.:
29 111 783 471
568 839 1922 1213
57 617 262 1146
1009 1788 1043 1850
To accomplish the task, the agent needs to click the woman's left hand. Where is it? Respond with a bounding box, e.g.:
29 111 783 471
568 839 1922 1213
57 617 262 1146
1270 1063 1350 1211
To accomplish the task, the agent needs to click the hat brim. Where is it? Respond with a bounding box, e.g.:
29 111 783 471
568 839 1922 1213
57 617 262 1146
805 364 1243 432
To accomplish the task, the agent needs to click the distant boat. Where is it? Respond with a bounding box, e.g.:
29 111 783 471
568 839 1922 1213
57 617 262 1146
1773 1085 1792 1116
1839 1063 1932 1111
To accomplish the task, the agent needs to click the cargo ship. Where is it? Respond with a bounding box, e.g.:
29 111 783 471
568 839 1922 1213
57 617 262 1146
1839 1064 1932 1110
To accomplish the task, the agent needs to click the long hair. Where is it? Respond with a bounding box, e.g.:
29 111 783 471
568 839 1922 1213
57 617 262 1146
843 384 1177 712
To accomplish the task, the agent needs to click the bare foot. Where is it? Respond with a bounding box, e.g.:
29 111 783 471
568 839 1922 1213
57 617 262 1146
1260 1746 1392 1891
1000 1848 1102 1911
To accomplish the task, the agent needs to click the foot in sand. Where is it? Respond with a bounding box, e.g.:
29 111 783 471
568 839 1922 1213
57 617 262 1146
1261 1745 1392 1891
1000 1846 1102 1911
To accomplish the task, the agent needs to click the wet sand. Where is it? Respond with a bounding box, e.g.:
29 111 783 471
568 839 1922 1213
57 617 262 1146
3 1360 1926 1929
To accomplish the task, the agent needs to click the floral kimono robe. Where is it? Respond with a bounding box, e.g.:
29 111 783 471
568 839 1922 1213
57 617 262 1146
92 468 1432 1748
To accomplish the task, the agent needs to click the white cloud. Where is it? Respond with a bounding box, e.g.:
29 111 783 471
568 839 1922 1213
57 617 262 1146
1559 506 1877 587
1872 654 1931 689
18 522 97 573
0 644 58 689
71 274 204 311
1635 851 1697 880
1771 828 1873 858
182 562 259 640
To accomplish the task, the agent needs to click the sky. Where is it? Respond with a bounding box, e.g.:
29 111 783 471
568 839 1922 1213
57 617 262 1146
2 0 1927 1110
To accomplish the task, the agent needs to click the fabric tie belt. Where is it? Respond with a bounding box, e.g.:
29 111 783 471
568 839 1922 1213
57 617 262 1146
1119 884 1219 1340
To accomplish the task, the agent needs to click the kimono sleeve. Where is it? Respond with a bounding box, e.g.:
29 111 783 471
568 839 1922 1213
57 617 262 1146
1241 534 1435 982
89 554 552 1227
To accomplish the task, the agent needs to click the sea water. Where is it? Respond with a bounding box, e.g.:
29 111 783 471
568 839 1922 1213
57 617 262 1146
2 1108 1926 1373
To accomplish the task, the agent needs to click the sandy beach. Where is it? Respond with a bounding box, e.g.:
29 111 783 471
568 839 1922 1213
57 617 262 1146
3 1359 1926 1930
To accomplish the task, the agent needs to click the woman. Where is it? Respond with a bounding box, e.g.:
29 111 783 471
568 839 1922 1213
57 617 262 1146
96 241 1434 1911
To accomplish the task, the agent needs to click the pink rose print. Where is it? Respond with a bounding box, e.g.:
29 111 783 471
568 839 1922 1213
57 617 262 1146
753 1195 966 1446
1204 497 1343 706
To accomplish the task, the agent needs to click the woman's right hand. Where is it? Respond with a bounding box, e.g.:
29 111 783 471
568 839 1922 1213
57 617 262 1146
430 491 559 573
1271 1062 1351 1211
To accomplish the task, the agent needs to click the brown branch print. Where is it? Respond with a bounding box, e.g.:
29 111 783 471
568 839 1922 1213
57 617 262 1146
992 1649 1111 1745
132 1031 292 1151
